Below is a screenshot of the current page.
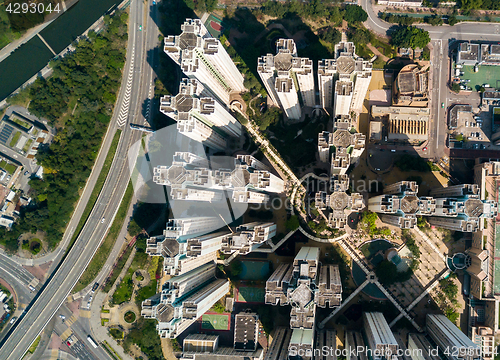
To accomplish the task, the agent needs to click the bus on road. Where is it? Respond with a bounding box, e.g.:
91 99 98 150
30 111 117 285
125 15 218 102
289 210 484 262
87 335 98 348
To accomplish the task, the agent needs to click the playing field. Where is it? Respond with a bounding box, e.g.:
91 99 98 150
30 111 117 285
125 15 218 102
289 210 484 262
204 14 224 38
201 313 230 331
235 286 266 303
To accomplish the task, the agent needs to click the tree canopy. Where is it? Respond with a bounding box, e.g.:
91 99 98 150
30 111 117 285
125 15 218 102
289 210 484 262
1 12 128 251
390 26 430 50
343 5 368 24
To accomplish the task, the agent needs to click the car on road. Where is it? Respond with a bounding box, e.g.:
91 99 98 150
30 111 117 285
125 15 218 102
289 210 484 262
441 103 445 108
24 171 29 176
91 282 99 292
391 149 396 152
422 147 428 151
139 25 142 31
59 314 66 321
9 317 17 325
101 218 105 224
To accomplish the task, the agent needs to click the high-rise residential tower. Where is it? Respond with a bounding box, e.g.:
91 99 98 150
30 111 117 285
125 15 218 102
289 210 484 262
164 19 245 105
318 41 372 114
160 78 242 140
257 39 315 121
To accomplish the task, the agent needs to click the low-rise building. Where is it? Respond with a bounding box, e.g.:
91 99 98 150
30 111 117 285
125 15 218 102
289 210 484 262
371 106 429 145
456 42 480 66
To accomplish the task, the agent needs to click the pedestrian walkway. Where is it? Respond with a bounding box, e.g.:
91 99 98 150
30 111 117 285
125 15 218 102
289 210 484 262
413 227 447 262
89 292 134 360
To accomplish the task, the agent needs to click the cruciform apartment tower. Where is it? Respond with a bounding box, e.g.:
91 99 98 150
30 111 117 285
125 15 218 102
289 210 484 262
318 41 372 115
164 19 245 105
257 39 315 121
368 181 498 231
159 78 241 151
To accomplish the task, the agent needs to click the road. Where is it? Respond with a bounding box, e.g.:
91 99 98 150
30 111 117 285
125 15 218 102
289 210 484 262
361 0 500 160
0 0 158 356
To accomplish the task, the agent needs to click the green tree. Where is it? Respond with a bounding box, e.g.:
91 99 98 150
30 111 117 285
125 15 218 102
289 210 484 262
451 82 461 93
448 14 458 26
344 5 368 24
425 15 443 26
230 260 243 277
286 215 300 231
319 27 341 45
390 26 430 50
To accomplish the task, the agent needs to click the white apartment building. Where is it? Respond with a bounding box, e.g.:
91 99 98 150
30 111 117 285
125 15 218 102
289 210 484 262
363 312 399 360
160 78 242 138
257 39 315 121
426 314 481 360
318 41 372 114
220 222 277 255
164 19 245 105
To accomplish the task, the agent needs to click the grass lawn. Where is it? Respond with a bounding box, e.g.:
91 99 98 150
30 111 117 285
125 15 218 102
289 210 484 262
22 139 33 152
135 279 157 305
28 336 40 354
113 273 134 304
11 117 30 130
70 129 122 247
72 180 134 293
9 131 20 147
5 163 17 174
0 6 21 50
112 251 149 304
103 245 133 292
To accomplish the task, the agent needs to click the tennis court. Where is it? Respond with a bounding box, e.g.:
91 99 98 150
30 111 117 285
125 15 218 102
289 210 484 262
235 286 266 303
201 313 230 331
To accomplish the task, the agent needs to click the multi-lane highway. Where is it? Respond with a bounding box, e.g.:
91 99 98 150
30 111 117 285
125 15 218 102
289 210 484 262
0 0 159 356
361 0 500 160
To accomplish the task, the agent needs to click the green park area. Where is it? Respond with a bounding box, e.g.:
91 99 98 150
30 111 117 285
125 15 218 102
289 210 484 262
9 132 20 148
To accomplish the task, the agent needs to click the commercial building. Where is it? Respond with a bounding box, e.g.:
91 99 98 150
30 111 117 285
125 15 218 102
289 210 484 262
318 41 372 114
153 152 284 204
371 106 429 145
456 42 480 66
363 312 399 360
394 64 429 106
181 347 264 360
257 39 315 121
221 222 277 255
141 262 230 338
448 104 472 130
426 314 481 360
377 0 422 6
470 326 494 360
164 19 245 105
160 78 242 141
369 181 497 231
234 312 259 351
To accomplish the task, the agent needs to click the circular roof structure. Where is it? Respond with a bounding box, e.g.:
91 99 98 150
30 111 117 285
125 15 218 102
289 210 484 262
401 195 419 214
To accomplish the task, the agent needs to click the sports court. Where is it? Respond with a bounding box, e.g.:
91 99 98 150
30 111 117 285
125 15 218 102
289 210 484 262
461 65 500 91
204 14 224 38
239 260 271 280
235 286 266 303
201 313 230 331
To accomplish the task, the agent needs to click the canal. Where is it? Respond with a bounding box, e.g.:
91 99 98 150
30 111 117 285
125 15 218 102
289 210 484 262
0 0 124 102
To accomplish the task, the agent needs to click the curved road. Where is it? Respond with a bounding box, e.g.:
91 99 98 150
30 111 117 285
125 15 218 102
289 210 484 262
0 0 158 356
